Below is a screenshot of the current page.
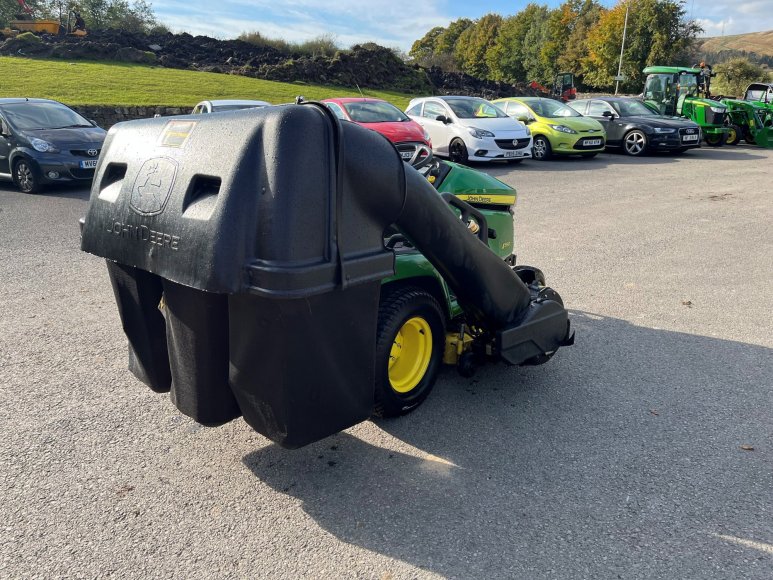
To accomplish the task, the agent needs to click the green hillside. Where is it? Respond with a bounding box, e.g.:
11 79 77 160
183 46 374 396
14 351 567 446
698 30 773 58
0 56 414 109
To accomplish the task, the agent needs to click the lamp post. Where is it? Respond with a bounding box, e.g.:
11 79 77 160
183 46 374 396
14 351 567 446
615 1 631 95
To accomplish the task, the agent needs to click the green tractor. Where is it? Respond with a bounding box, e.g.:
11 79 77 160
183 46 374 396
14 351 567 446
743 82 773 109
642 66 730 146
742 82 773 126
718 98 773 147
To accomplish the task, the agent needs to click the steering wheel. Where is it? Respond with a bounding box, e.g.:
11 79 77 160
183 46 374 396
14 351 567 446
405 144 434 170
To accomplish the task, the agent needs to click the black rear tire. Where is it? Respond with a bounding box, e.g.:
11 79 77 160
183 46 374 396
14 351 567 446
373 287 445 418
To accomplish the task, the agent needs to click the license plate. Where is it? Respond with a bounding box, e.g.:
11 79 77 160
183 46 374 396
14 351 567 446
79 159 98 169
584 139 603 146
503 151 523 158
682 134 699 141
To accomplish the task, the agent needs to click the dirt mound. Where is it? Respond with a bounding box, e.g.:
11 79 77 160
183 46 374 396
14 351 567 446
0 29 532 98
0 30 431 92
424 68 541 99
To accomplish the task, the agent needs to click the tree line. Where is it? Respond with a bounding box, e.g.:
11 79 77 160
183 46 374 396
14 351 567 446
0 0 164 34
409 0 702 93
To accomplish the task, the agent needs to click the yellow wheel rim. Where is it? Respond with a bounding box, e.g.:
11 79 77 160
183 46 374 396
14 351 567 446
388 316 433 393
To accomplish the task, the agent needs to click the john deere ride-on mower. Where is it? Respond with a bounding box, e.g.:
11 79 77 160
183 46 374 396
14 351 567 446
642 66 730 146
80 103 573 449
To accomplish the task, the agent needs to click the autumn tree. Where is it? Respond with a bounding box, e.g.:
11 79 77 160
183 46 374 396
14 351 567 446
454 13 502 78
583 0 701 91
408 18 472 71
435 18 472 54
487 4 549 83
713 58 768 97
409 26 444 64
555 0 604 87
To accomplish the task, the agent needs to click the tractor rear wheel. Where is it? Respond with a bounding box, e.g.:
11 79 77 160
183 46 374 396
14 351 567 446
373 287 445 418
725 124 742 146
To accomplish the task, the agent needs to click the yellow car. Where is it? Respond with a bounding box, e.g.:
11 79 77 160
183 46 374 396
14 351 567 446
493 97 606 160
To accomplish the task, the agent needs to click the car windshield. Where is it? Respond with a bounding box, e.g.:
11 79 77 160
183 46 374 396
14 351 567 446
1 102 91 130
612 100 658 117
343 101 409 123
444 98 507 119
527 99 581 118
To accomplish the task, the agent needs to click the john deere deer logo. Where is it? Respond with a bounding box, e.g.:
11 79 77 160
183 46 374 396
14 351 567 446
129 157 177 216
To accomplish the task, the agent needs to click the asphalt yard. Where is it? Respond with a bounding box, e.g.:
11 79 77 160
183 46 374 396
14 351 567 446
1 144 772 579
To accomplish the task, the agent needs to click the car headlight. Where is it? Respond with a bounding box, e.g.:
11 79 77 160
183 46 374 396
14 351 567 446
524 126 531 136
468 127 495 139
710 106 725 114
548 124 577 134
30 138 59 153
422 128 430 142
653 127 676 133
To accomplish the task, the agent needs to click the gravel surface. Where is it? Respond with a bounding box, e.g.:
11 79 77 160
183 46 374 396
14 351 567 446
1 145 772 579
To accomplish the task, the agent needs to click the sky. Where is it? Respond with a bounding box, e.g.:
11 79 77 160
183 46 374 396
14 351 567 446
151 0 773 50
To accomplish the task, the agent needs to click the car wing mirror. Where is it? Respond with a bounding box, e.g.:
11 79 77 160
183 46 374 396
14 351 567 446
602 111 616 119
435 114 451 124
517 115 531 124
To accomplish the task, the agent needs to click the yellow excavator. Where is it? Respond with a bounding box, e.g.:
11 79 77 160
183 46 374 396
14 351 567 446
1 0 87 38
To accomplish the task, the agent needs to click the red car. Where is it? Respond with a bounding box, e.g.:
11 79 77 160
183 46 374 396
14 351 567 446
322 97 431 163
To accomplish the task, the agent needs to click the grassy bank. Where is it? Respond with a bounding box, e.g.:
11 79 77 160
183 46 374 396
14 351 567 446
0 56 415 109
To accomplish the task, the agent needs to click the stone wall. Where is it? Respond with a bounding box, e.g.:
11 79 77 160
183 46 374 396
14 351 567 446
71 105 189 129
71 94 635 129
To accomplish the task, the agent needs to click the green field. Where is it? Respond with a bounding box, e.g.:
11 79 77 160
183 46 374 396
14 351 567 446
0 56 416 109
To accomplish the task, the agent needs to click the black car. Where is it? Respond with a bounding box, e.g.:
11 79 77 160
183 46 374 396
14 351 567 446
569 97 702 156
0 98 106 193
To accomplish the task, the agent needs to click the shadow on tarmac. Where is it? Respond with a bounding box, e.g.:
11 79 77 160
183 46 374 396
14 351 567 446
243 311 772 577
475 144 770 176
0 181 90 200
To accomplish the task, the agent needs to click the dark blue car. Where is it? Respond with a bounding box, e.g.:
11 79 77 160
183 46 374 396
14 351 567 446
0 98 106 193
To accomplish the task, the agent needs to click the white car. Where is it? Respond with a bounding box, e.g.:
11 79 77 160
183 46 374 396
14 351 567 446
191 99 271 114
405 96 532 163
